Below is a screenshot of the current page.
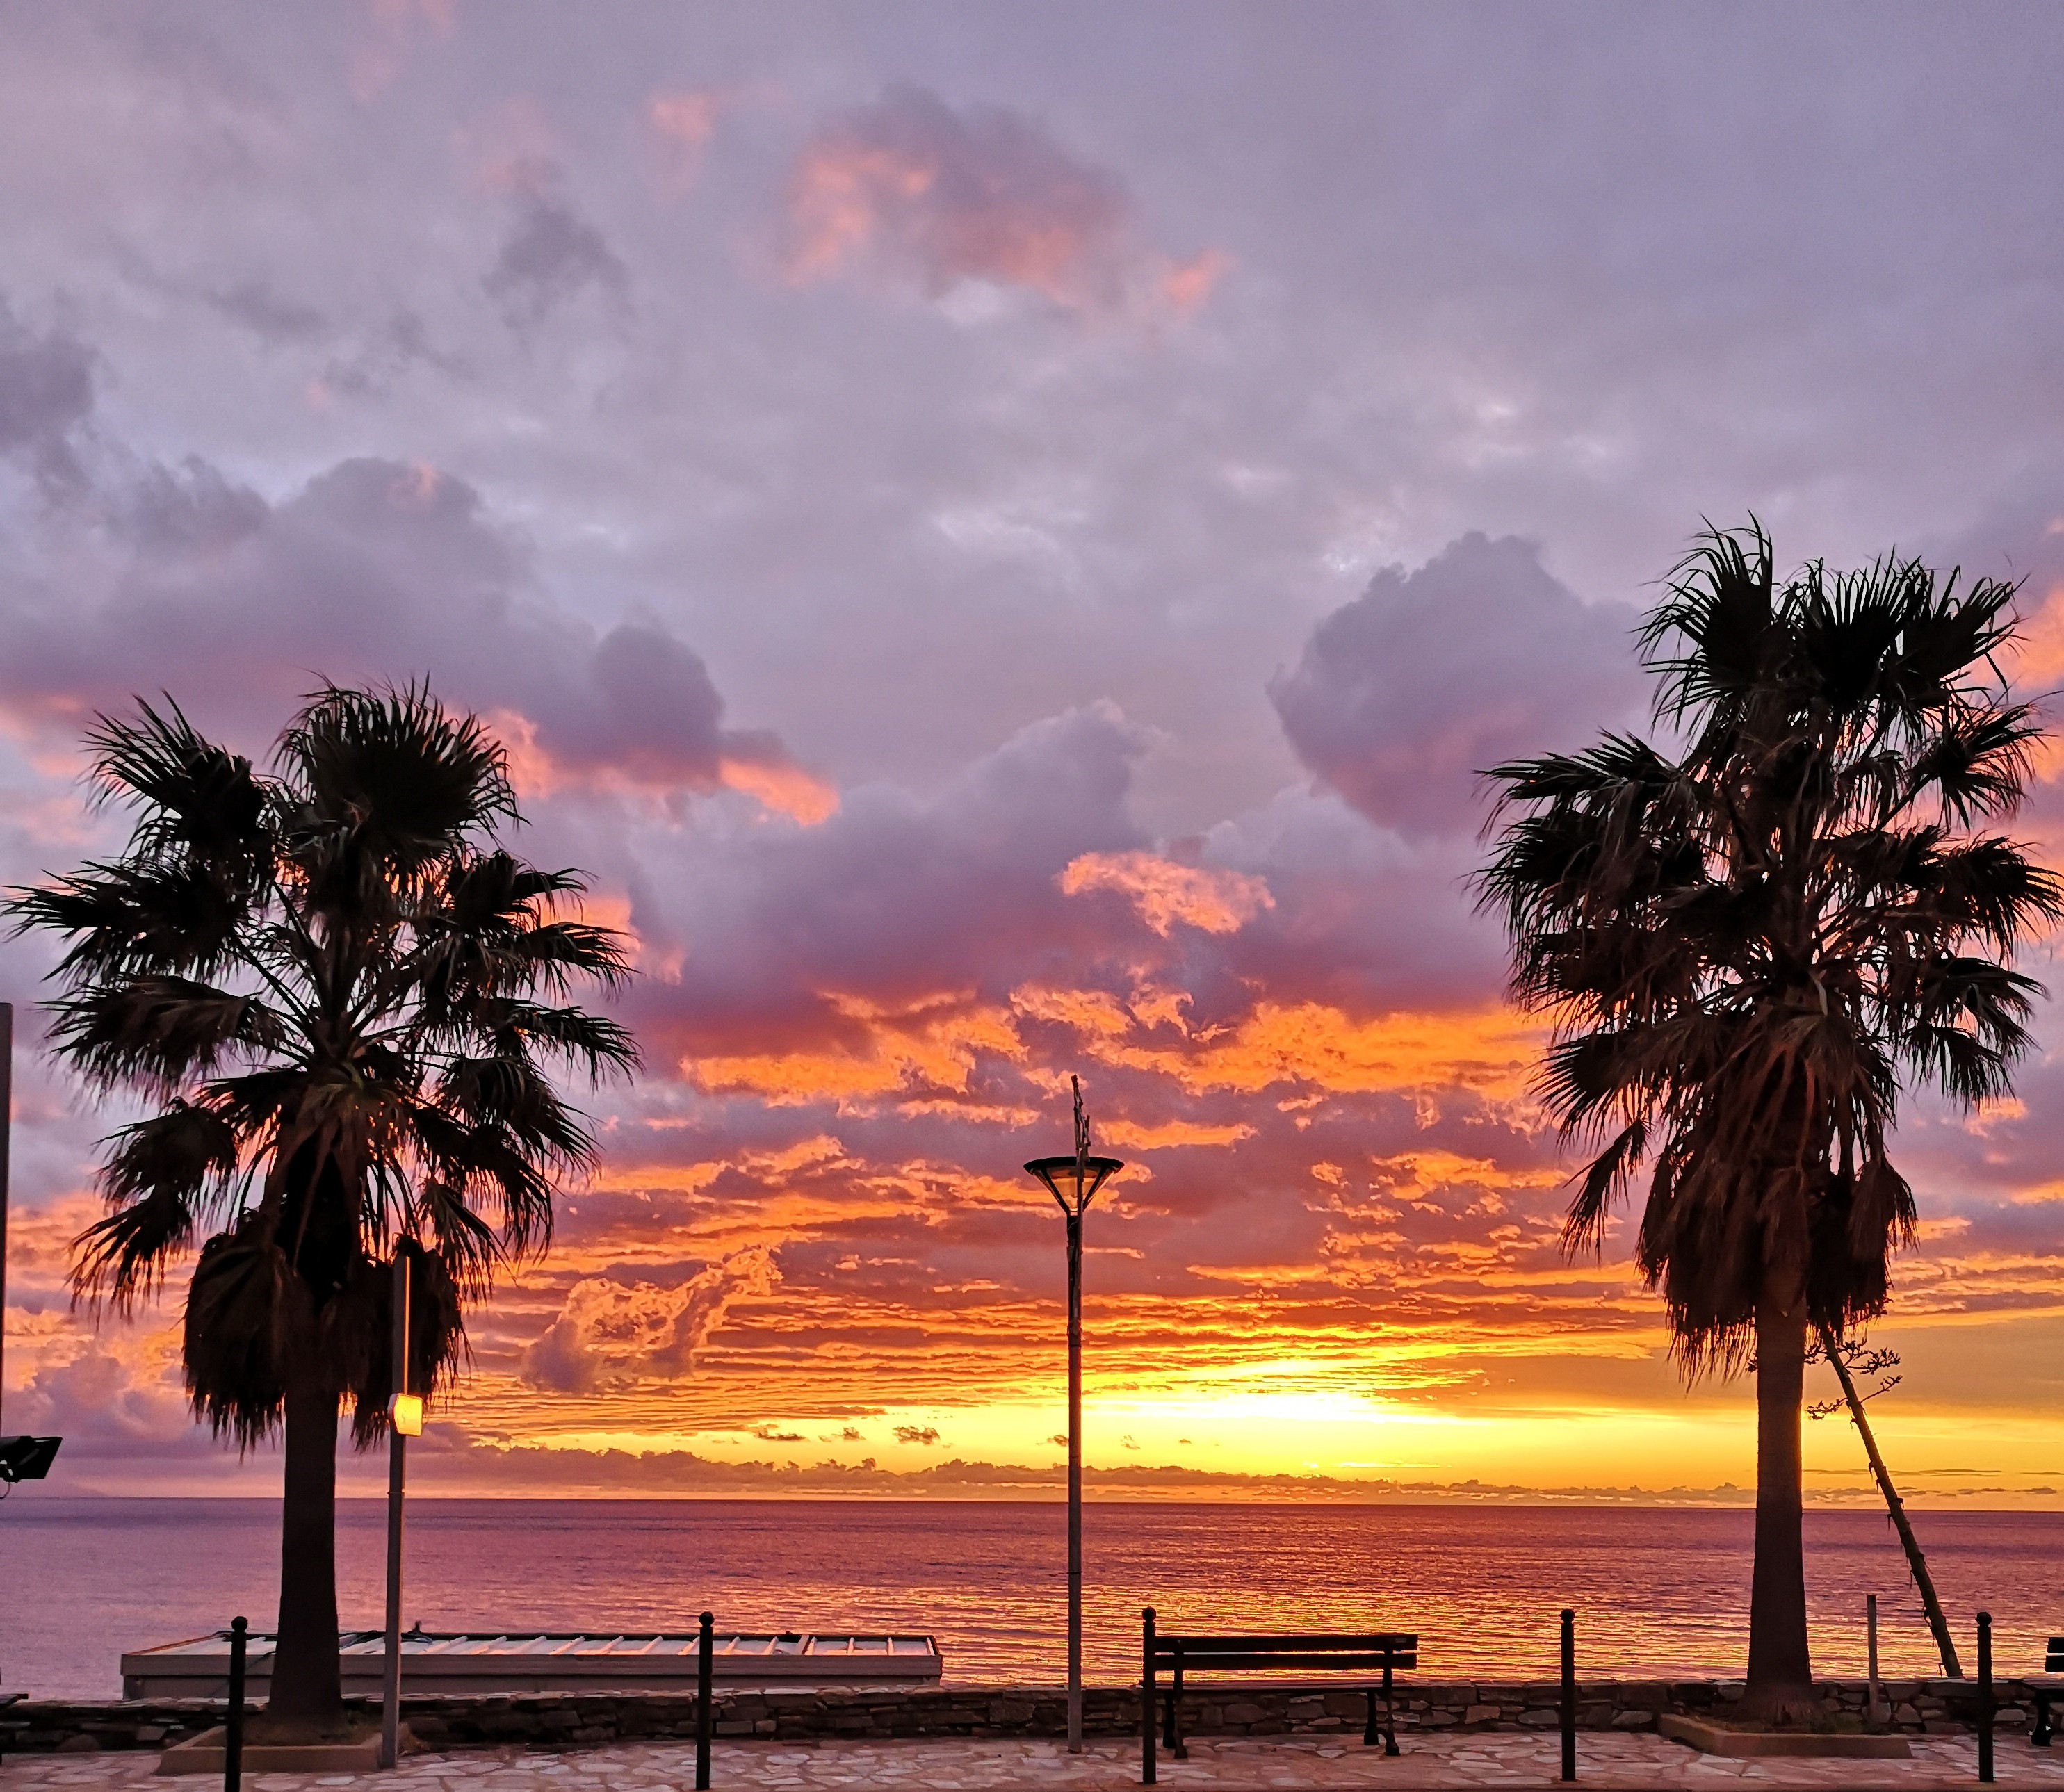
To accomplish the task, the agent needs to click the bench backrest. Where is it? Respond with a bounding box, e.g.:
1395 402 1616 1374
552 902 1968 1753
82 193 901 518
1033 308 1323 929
1152 1632 1417 1672
2047 1635 2063 1672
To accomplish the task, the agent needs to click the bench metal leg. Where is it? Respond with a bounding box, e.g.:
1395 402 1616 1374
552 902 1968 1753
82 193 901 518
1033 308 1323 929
1162 1691 1180 1754
2035 1693 2054 1748
1362 1665 1401 1750
1166 1662 1187 1759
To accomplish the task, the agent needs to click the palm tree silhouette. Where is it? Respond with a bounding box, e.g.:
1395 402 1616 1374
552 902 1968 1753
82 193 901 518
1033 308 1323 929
1479 523 2058 1718
14 685 637 1728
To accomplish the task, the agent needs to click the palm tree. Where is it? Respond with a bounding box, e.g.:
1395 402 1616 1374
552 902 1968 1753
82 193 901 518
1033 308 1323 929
13 685 637 1730
1477 523 2058 1720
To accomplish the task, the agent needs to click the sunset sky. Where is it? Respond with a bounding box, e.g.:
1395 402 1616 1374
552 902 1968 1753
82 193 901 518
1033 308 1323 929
3 3 2064 1506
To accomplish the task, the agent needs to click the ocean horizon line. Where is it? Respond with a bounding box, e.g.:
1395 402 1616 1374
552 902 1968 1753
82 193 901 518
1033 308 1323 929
15 1488 2063 1513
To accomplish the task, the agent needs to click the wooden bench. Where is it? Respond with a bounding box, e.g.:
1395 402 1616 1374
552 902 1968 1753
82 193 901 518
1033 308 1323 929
2032 1636 2064 1746
1139 1606 1417 1784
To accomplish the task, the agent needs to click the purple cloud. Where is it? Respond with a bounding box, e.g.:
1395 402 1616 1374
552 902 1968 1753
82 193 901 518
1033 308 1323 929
1271 534 1645 838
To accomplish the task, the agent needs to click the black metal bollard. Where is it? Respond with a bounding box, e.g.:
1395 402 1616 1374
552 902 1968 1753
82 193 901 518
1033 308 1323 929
1560 1608 1576 1783
1141 1607 1157 1786
224 1616 247 1792
1978 1611 1994 1784
696 1611 714 1791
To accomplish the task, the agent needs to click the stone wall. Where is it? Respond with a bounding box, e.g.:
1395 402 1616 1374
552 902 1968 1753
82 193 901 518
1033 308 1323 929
3 1676 2042 1756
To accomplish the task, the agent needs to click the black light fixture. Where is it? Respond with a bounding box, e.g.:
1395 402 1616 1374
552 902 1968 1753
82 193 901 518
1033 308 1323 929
0 1436 60 1484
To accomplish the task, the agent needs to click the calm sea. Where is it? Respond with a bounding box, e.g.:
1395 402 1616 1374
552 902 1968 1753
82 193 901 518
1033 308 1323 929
0 1497 2056 1700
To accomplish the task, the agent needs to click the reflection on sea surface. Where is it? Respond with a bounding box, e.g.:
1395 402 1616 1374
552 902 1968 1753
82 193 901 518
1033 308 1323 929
0 1497 2051 1698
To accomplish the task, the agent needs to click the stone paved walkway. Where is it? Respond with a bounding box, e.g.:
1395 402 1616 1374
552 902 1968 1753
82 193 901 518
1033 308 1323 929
6 1734 2063 1791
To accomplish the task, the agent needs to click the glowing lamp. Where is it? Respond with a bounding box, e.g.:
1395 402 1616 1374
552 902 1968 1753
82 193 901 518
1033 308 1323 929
389 1392 424 1437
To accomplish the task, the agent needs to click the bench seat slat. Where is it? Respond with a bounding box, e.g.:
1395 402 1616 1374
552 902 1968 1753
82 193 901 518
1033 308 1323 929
1156 1633 1416 1652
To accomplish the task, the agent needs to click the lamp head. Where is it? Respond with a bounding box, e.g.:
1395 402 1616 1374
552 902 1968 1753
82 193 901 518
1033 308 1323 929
1023 1153 1124 1214
389 1392 425 1437
0 1435 61 1483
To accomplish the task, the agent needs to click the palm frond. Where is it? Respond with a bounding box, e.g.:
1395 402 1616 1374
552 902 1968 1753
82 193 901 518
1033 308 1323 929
10 859 257 984
83 698 273 862
1563 1118 1646 1251
45 978 286 1095
183 1221 300 1449
278 681 518 874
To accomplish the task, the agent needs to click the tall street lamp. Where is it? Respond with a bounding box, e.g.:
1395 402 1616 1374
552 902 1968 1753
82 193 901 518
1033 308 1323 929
380 1245 423 1769
1023 1076 1121 1754
0 1002 62 1489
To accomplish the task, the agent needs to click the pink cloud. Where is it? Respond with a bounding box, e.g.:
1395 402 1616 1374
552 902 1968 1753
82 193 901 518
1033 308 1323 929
350 0 456 105
647 88 729 192
453 95 559 195
1160 249 1231 318
782 86 1225 320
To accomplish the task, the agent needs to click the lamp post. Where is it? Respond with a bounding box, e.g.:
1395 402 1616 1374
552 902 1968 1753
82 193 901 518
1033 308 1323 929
380 1246 423 1769
1 1002 63 1488
1024 1076 1121 1754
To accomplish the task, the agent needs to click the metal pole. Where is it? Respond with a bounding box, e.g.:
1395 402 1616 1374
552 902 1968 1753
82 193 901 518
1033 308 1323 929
225 1615 247 1792
696 1610 714 1791
1560 1608 1575 1782
1978 1611 1994 1784
1141 1606 1156 1786
1067 1205 1083 1752
1868 1595 1880 1727
380 1253 409 1770
0 1002 12 1442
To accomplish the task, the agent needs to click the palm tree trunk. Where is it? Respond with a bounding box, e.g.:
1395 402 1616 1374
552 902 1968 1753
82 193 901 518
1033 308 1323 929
1817 1322 1962 1678
1744 1281 1814 1720
268 1372 344 1726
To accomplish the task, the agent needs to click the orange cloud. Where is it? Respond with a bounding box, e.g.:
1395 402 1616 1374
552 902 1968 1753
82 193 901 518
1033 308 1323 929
487 708 837 824
523 1245 779 1392
2009 580 2064 687
1100 1117 1256 1151
686 997 1023 1109
1011 984 1134 1038
1059 851 1273 936
1106 1001 1545 1102
717 755 840 824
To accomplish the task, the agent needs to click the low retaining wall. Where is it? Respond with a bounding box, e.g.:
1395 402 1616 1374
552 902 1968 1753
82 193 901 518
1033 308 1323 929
2 1676 2038 1756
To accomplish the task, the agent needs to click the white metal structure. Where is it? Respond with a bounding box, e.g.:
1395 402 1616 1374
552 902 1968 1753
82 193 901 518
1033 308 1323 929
121 1631 943 1698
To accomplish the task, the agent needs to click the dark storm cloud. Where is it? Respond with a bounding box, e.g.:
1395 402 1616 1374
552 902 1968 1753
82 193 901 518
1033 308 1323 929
0 300 92 494
1271 535 1645 837
485 191 631 330
203 278 327 343
632 701 1153 1056
0 439 820 811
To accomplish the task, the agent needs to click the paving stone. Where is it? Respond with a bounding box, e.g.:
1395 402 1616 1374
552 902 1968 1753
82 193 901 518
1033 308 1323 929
12 1731 2064 1791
